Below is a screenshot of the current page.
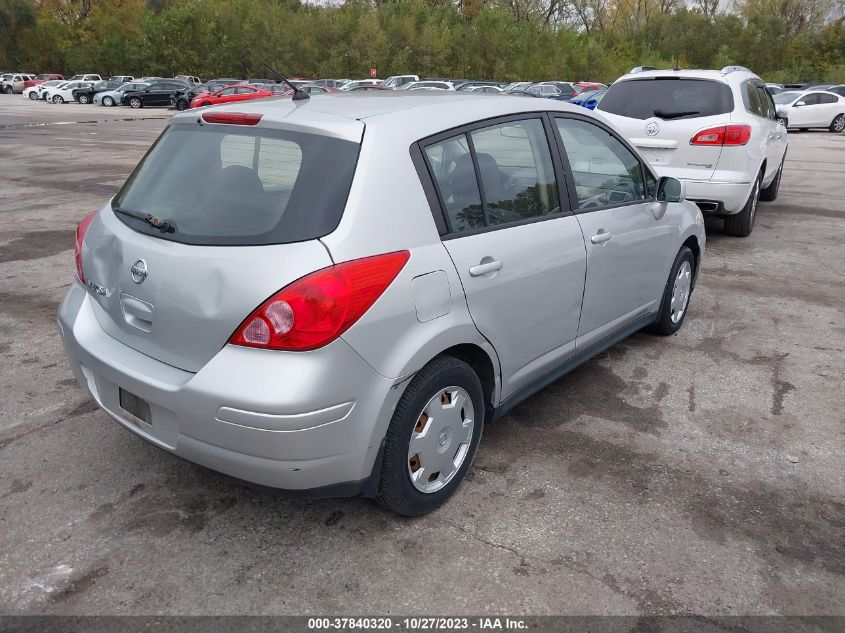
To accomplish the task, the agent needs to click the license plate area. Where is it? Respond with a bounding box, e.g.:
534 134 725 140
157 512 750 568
119 388 152 426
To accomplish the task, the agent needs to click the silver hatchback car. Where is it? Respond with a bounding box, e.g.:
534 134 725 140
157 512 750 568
59 93 705 515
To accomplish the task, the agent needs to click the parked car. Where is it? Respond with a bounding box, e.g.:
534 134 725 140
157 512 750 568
43 80 95 104
455 81 504 92
807 84 845 97
340 79 382 91
63 94 704 516
189 83 274 108
23 73 64 90
382 75 419 90
524 83 561 98
205 78 242 92
541 81 579 99
1 73 36 94
344 84 387 91
175 75 201 86
765 83 784 96
122 80 190 108
568 89 606 110
462 85 503 94
402 80 456 91
314 79 350 90
574 81 606 93
68 74 102 82
502 81 532 93
598 66 788 237
22 79 65 101
95 81 150 107
108 75 134 84
171 84 210 111
773 89 845 132
73 80 123 104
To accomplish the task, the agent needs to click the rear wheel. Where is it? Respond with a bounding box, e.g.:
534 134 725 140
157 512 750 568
648 246 695 336
760 158 784 202
129 97 142 109
377 356 484 516
176 99 188 111
830 114 845 133
103 96 115 107
78 93 89 104
724 172 761 237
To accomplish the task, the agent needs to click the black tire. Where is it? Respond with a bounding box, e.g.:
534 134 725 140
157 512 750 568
2 85 12 94
28 91 38 101
176 99 188 111
830 114 845 133
52 95 63 104
103 96 114 107
648 246 696 336
760 158 784 202
78 94 89 104
724 171 762 237
377 356 485 516
129 97 142 109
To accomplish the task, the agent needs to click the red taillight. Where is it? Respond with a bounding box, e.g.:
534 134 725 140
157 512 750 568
201 112 262 126
75 212 96 283
690 124 751 146
229 251 411 351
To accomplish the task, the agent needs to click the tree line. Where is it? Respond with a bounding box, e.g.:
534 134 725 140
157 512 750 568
2 0 844 84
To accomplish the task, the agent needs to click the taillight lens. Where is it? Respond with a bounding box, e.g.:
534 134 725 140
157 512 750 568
690 124 751 146
229 251 410 351
201 112 263 125
75 212 96 283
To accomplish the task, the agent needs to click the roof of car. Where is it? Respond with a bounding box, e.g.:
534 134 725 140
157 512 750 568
174 91 586 143
615 68 758 84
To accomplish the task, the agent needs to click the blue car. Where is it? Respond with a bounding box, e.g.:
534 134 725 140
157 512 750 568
568 89 606 110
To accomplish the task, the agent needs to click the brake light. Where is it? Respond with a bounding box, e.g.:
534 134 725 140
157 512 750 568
690 124 751 146
229 251 411 351
75 212 96 283
201 112 262 126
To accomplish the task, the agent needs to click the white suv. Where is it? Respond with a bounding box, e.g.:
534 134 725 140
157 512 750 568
597 66 788 237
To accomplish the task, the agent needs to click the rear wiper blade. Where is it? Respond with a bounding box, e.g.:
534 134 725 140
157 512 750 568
654 109 699 119
113 205 176 233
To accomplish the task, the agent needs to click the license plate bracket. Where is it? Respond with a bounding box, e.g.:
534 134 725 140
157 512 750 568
119 388 152 425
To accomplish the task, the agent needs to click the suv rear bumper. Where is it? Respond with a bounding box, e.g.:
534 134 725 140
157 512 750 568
684 179 753 215
58 280 401 495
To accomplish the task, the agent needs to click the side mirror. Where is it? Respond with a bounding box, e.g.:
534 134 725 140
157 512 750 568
656 176 685 203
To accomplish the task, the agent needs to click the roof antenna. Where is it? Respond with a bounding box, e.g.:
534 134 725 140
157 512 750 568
263 61 309 101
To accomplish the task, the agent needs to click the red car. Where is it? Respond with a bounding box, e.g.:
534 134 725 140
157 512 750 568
23 73 64 90
189 83 274 108
574 81 606 94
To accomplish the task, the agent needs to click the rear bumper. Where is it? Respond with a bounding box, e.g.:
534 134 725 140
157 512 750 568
57 281 402 494
684 179 753 215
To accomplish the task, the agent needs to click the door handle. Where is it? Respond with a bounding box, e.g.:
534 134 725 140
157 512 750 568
591 230 612 244
469 259 503 277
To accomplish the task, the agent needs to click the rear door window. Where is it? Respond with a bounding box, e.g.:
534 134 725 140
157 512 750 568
818 93 837 104
600 78 734 120
113 124 361 246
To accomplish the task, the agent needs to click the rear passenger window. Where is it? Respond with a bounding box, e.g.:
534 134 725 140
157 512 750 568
744 81 764 116
818 93 837 104
555 118 646 209
469 119 559 226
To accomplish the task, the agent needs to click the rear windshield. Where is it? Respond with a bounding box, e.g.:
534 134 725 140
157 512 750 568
113 124 360 246
599 78 734 120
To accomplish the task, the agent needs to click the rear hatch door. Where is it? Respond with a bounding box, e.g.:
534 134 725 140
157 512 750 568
81 115 363 372
597 76 735 180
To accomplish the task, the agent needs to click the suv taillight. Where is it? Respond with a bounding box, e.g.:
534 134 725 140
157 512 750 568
229 251 410 351
75 212 96 283
690 124 751 146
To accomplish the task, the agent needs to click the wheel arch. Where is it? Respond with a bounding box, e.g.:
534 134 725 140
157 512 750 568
437 343 497 422
682 235 702 287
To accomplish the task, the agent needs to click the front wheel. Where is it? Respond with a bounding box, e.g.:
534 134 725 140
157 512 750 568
52 95 64 104
28 91 38 101
129 97 142 109
175 99 188 111
2 85 12 94
377 356 484 516
78 94 89 104
830 114 845 133
103 96 114 107
724 172 761 237
648 246 696 336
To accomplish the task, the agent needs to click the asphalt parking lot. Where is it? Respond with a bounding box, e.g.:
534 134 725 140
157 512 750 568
0 95 843 616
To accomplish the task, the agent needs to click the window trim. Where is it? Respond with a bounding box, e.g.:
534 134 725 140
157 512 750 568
412 111 575 240
548 111 658 215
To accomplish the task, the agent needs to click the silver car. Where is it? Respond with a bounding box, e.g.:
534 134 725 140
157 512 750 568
59 93 705 516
